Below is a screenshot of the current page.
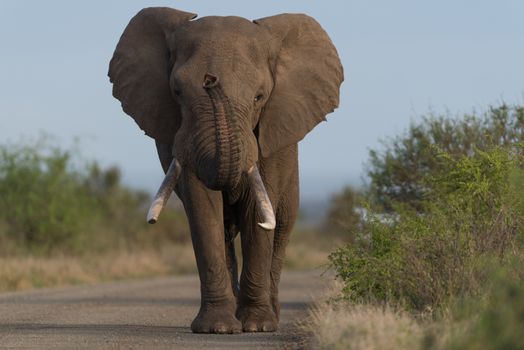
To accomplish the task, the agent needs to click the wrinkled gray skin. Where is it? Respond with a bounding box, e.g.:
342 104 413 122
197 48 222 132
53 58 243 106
109 7 343 334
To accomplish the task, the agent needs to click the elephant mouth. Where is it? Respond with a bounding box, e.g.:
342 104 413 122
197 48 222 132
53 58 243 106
147 159 275 231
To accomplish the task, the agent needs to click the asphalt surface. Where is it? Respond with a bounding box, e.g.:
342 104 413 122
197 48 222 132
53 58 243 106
0 270 325 349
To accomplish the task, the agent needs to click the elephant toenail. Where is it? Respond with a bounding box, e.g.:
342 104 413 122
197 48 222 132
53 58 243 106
244 323 257 332
214 324 227 333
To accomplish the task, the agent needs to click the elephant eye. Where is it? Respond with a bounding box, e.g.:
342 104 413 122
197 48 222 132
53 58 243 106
254 94 263 102
173 89 182 97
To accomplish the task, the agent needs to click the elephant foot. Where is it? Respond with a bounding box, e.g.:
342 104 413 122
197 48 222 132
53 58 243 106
191 303 242 334
236 304 278 332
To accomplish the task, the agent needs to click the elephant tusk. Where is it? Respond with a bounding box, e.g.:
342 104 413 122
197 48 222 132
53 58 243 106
147 158 182 224
247 165 276 231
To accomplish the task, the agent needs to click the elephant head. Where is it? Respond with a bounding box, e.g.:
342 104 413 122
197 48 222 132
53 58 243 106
108 7 343 225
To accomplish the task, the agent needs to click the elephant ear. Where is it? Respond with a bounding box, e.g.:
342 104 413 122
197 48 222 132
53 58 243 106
108 7 196 144
254 14 344 158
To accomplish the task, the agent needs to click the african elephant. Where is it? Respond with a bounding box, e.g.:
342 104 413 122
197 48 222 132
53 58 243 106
108 7 343 334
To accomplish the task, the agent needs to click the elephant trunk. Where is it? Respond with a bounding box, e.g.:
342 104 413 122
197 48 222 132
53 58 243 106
147 158 182 224
195 73 242 190
247 165 276 231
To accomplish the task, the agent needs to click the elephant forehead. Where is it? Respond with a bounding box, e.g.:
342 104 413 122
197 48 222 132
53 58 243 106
174 16 273 60
185 15 261 37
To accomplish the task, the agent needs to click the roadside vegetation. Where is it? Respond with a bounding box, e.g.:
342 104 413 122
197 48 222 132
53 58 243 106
0 137 328 292
0 137 196 291
310 104 524 349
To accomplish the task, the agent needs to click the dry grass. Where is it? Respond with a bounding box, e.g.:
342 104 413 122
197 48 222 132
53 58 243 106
284 240 331 270
304 282 424 350
0 227 337 293
0 244 196 292
285 228 345 270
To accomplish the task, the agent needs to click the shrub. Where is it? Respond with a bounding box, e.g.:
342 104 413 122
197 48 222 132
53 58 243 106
446 258 524 350
329 145 524 311
0 139 189 255
0 141 99 253
367 104 524 211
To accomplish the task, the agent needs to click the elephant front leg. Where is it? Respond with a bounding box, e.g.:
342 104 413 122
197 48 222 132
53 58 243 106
178 171 241 334
237 214 278 332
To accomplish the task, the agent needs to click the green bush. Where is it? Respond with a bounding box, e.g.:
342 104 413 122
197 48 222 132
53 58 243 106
326 107 524 348
329 145 524 311
0 141 98 253
417 256 524 350
0 139 189 255
367 104 524 211
447 259 524 350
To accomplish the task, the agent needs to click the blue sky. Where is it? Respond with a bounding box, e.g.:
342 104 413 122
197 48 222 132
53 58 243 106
0 1 523 202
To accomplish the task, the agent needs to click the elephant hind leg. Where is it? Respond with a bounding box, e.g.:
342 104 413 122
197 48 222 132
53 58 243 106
225 232 239 298
224 203 240 298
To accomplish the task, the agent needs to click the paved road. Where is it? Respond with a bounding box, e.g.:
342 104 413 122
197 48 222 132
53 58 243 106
0 271 325 349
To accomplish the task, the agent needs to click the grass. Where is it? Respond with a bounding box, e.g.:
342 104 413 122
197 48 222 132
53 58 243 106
307 259 524 350
0 221 333 293
0 230 332 293
305 282 423 350
0 244 197 292
284 228 341 270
